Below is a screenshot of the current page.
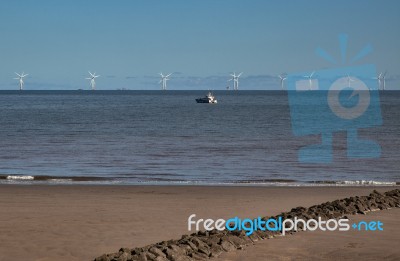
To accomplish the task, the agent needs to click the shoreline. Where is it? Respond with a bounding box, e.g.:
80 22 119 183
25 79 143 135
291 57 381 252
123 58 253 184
0 185 398 261
1 179 399 187
2 174 399 187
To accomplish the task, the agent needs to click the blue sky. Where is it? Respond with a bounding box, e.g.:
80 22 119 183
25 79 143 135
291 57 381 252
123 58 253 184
0 0 399 90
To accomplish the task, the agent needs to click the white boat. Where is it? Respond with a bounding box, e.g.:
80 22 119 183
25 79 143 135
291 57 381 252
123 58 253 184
196 92 218 104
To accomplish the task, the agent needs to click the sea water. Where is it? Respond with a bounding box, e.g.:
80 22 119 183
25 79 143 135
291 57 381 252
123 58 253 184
0 90 398 185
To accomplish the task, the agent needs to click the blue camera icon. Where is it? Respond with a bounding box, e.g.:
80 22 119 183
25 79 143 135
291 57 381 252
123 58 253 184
287 64 382 163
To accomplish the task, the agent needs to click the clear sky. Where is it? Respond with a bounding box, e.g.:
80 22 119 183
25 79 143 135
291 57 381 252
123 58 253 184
0 0 399 90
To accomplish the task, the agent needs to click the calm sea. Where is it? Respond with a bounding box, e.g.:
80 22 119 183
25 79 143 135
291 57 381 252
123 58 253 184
0 90 399 185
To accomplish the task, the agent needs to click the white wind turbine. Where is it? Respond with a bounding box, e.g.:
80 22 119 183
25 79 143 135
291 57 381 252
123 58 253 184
346 74 355 87
303 71 315 90
86 71 100 90
381 71 387 90
228 72 242 90
159 72 172 90
278 73 287 89
14 72 28 90
374 71 387 90
373 73 383 90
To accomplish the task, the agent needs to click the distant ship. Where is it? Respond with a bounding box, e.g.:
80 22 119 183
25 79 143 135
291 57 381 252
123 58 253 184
196 92 218 104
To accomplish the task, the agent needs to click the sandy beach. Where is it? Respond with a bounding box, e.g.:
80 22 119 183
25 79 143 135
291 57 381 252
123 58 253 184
0 185 398 261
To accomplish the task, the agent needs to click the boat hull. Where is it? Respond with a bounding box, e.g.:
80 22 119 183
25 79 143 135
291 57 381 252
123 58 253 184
195 98 217 103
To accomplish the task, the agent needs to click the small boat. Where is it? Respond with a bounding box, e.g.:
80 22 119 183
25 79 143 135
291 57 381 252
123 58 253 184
196 92 218 104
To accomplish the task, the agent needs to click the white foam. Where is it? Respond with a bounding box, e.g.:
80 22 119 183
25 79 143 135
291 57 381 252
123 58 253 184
6 175 34 180
49 179 72 183
339 180 396 186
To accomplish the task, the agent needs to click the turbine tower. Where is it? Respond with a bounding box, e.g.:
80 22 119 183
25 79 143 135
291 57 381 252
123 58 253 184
381 71 387 90
86 71 100 90
14 72 28 90
374 71 387 90
303 71 315 90
229 72 242 90
374 73 383 90
159 72 172 90
346 74 355 87
278 73 287 89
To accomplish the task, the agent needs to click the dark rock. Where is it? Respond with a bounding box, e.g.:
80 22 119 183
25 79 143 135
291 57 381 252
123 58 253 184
197 230 209 237
178 244 194 255
116 251 131 261
184 240 198 252
371 190 383 196
149 247 166 258
231 235 247 247
190 252 209 260
203 235 220 246
209 243 223 257
220 240 236 252
137 252 148 261
190 237 208 250
197 244 211 257
144 251 157 261
170 244 187 255
154 256 168 261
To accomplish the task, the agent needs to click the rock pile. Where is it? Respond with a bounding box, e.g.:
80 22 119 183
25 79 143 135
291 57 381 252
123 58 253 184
94 189 400 261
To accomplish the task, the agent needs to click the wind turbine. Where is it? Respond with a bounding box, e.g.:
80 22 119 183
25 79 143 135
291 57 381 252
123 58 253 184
86 71 100 90
159 72 172 90
373 72 383 90
14 72 28 90
278 73 287 89
303 71 315 90
228 72 242 90
381 71 387 90
346 74 355 87
374 71 387 90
